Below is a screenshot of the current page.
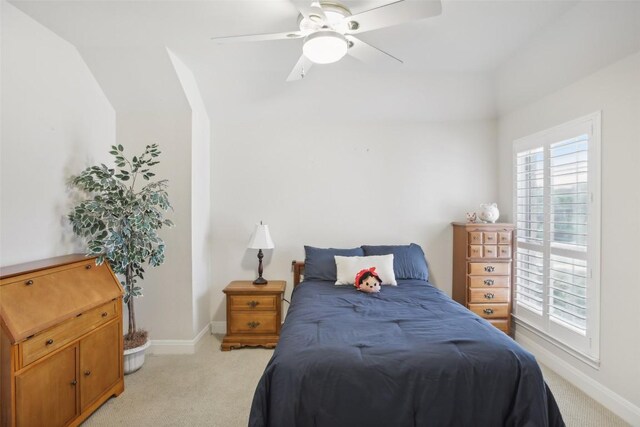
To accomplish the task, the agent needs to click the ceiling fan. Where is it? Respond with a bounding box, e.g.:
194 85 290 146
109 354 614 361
210 0 442 82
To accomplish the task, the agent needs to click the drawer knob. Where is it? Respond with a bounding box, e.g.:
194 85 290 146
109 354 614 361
247 321 261 329
71 379 77 386
484 266 495 272
483 308 494 315
25 280 34 286
247 300 260 308
85 265 92 270
45 339 54 346
102 312 108 317
484 293 495 299
484 279 494 286
84 370 92 376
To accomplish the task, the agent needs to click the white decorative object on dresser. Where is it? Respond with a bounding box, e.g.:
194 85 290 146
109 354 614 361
478 203 500 223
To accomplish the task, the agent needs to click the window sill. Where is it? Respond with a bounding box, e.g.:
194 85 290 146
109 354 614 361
513 316 600 369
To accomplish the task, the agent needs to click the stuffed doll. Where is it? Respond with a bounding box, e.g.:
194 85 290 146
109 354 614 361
354 267 382 293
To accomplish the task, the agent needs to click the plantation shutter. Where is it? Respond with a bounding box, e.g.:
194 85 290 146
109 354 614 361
513 113 600 360
548 137 589 333
515 148 545 313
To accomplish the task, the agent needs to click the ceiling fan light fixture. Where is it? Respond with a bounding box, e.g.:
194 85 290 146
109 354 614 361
303 31 348 64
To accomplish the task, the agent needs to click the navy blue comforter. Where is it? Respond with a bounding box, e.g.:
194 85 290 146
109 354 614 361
249 280 564 427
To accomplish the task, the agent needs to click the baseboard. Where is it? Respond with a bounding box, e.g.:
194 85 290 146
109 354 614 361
148 324 209 355
209 321 226 334
516 332 640 426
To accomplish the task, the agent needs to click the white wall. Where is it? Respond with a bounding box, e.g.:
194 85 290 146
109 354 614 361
210 119 498 323
74 46 199 345
167 49 212 338
497 1 640 115
0 1 115 266
498 50 640 424
115 111 194 342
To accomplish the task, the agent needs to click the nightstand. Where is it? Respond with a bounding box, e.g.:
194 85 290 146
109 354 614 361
221 280 286 351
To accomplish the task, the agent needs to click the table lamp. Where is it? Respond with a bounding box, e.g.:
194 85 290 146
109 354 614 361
247 221 275 285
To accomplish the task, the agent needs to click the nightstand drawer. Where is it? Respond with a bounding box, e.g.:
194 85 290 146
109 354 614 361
229 312 277 334
468 288 509 303
468 262 510 276
469 303 509 319
229 295 276 311
468 276 510 288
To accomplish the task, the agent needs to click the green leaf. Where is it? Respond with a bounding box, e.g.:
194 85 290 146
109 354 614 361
117 144 123 151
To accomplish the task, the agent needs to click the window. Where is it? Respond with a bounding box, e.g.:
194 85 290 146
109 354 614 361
513 112 601 361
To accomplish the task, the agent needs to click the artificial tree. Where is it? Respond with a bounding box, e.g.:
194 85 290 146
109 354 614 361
68 144 173 349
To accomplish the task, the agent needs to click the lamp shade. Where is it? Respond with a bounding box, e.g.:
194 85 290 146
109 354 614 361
247 223 274 249
303 31 348 64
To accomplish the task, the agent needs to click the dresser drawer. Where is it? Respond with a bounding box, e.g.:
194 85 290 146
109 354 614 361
489 319 510 333
498 245 511 258
229 295 276 311
469 232 483 245
468 262 510 276
468 276 510 288
468 288 509 303
21 301 117 366
483 245 498 258
483 232 497 244
498 232 512 244
468 245 482 258
229 312 277 334
469 303 509 319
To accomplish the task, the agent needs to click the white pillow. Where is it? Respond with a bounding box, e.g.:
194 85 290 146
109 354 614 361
334 255 397 286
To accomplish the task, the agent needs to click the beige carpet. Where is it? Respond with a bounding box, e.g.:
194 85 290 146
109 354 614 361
83 334 629 426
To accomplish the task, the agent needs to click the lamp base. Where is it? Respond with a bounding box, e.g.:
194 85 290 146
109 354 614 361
253 277 268 285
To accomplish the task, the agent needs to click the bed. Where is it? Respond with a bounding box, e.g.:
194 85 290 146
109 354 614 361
249 245 564 427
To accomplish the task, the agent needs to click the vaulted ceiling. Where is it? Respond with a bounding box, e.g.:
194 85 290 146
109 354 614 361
8 0 613 122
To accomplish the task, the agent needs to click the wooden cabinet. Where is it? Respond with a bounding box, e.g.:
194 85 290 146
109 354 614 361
452 223 515 336
15 346 78 427
80 321 121 412
221 280 286 351
0 254 124 427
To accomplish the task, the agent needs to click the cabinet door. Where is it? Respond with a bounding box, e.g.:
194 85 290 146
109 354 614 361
16 345 78 427
80 321 120 411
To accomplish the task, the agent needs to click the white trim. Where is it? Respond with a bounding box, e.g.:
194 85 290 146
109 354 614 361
514 316 599 368
148 324 209 355
516 331 640 426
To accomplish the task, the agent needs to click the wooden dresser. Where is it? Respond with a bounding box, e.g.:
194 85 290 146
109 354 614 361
221 280 285 351
0 254 124 427
452 222 515 335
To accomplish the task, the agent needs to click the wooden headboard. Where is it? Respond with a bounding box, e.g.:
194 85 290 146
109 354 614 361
292 260 305 287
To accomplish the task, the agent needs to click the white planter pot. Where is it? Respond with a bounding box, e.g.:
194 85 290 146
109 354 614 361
123 340 150 375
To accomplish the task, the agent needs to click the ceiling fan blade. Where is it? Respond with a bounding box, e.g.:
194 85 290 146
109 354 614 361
346 36 403 66
286 55 313 82
211 31 303 43
290 0 327 23
345 0 442 35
